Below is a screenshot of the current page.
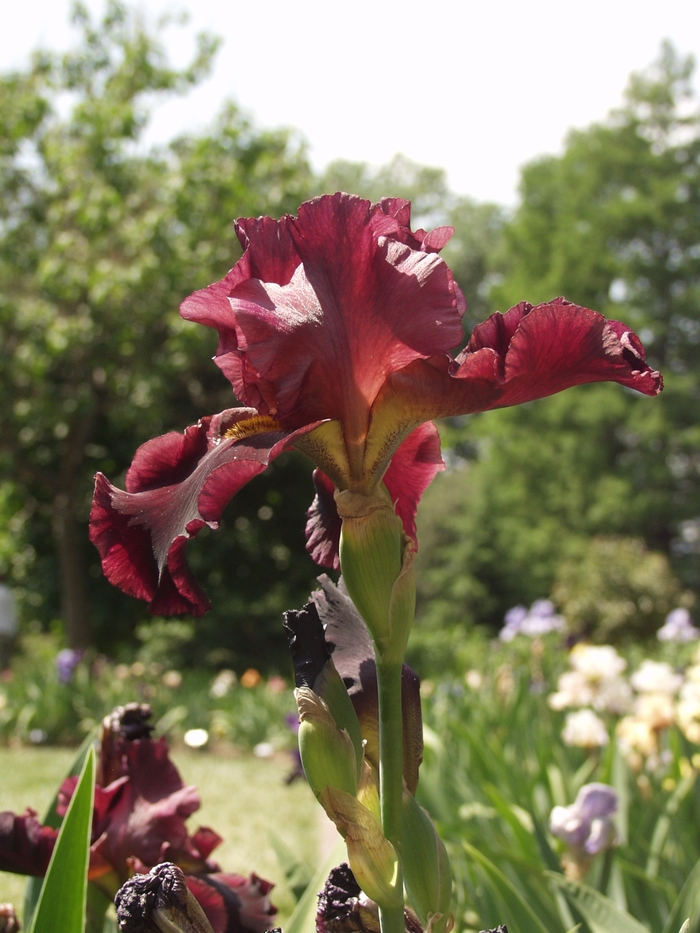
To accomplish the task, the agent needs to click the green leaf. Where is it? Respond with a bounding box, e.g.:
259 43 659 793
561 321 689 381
268 829 312 904
285 837 345 933
547 872 649 933
662 857 700 933
646 772 696 879
28 746 95 933
86 884 114 933
24 729 98 925
463 841 550 933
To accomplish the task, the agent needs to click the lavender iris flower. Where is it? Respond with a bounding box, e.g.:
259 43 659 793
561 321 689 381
550 782 618 855
500 600 566 641
658 608 699 643
55 648 84 684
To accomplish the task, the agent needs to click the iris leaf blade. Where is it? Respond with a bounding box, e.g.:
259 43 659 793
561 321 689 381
24 729 98 926
547 871 649 933
28 746 95 933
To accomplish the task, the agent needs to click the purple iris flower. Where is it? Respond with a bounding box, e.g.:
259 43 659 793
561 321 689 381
500 599 565 641
550 783 618 855
55 648 84 684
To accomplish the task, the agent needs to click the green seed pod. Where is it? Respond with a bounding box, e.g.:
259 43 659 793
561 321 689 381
402 792 452 933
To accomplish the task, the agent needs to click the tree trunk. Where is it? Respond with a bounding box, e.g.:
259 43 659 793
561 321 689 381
52 490 92 648
50 409 97 649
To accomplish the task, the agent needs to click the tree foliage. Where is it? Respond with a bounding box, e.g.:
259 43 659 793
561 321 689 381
0 1 316 660
417 42 700 638
4 10 695 662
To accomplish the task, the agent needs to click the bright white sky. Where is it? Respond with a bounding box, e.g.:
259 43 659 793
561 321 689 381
2 0 700 206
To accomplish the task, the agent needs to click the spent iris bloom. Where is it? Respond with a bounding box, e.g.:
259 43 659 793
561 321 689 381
89 193 662 615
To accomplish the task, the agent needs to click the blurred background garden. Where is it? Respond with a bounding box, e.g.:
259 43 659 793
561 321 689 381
1 3 700 931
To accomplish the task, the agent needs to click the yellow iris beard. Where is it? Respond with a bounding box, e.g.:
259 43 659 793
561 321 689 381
223 415 282 441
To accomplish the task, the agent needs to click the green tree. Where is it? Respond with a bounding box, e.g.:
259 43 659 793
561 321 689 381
0 1 316 656
416 43 700 636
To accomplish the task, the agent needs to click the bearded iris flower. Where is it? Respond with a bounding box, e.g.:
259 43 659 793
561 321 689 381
0 704 276 933
90 192 662 616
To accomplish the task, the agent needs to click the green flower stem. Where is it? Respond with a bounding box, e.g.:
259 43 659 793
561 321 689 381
376 655 405 933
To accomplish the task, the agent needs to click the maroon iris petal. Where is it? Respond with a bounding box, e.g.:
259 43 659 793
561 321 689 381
0 809 58 876
180 193 464 434
372 297 662 434
186 872 276 933
89 410 322 616
461 298 663 404
180 216 300 413
382 421 444 546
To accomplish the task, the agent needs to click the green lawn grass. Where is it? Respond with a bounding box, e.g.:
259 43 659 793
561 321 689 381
0 745 320 924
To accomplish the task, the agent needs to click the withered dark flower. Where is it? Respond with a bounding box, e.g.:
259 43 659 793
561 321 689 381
115 862 215 933
316 864 422 933
284 575 422 793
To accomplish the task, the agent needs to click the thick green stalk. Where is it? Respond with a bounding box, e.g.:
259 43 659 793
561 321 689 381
377 656 405 933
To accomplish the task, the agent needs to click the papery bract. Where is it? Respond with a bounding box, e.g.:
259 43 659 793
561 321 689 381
90 193 662 615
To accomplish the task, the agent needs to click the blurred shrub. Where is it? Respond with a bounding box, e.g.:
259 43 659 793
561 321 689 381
553 536 690 642
133 619 195 669
0 632 296 750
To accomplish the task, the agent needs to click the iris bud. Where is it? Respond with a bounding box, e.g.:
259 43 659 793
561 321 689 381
336 487 415 659
401 793 452 933
314 660 364 773
321 786 403 910
296 687 359 800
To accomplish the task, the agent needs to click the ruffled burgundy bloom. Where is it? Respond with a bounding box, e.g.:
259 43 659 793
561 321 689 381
0 705 218 889
0 809 57 877
0 705 276 928
90 192 662 616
